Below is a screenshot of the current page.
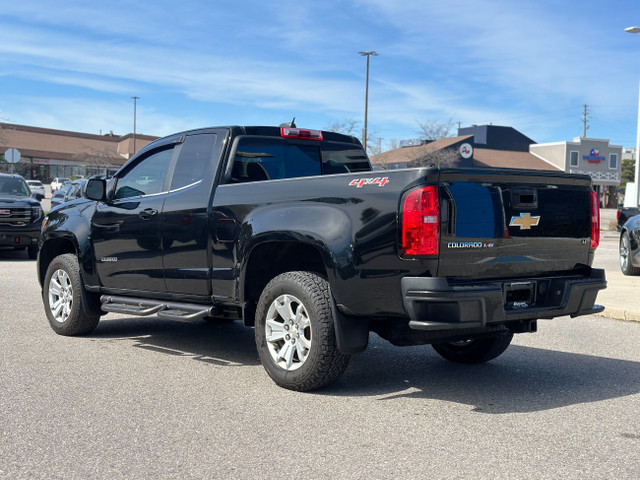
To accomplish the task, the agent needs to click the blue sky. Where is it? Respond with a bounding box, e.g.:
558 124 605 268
0 0 639 151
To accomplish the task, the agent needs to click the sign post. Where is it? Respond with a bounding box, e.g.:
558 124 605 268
4 148 21 174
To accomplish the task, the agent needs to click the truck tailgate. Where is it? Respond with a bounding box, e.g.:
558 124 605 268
436 170 595 279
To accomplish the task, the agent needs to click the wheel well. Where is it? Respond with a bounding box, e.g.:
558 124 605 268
38 239 77 286
243 242 327 325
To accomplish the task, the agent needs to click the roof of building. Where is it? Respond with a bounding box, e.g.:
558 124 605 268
0 122 158 165
473 148 561 171
370 135 473 167
458 125 536 152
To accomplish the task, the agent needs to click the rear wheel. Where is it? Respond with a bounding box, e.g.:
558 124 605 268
43 254 100 336
432 333 513 364
254 271 350 391
620 232 640 276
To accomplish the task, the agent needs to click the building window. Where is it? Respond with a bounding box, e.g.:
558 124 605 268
569 150 579 167
609 153 618 170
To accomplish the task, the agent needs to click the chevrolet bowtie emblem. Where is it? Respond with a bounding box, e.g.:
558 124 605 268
509 213 540 230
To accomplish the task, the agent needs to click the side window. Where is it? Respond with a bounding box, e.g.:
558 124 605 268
170 134 217 190
114 147 174 199
322 143 371 174
569 151 579 168
229 138 321 183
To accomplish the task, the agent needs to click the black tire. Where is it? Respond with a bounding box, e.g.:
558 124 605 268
27 245 38 260
43 254 100 336
432 333 514 364
254 271 350 391
620 231 640 276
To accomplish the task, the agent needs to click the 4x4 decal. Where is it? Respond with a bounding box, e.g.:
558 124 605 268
349 177 389 188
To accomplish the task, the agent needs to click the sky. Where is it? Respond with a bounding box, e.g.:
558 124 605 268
0 0 639 152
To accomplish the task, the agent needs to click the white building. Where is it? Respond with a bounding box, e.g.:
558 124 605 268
530 137 622 207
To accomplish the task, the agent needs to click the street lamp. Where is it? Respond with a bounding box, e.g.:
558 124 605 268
626 27 640 207
358 51 378 153
131 96 139 156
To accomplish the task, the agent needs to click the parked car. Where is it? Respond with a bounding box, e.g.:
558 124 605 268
50 177 70 193
619 213 640 275
26 180 45 201
0 173 44 259
617 205 640 231
50 179 86 208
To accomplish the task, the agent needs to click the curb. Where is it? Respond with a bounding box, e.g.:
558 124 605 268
596 307 640 323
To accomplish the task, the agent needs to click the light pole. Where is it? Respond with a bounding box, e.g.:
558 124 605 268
358 51 378 153
626 27 640 206
131 96 139 156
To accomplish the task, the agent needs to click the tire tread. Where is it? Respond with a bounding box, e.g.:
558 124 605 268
255 271 350 391
43 254 100 336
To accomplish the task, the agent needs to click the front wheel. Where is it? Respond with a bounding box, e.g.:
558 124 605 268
432 333 514 364
254 271 350 391
43 254 100 336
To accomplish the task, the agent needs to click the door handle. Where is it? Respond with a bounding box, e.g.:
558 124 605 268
139 208 158 220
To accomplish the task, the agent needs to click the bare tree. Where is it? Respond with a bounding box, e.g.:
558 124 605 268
410 148 460 168
416 118 456 140
73 145 121 176
386 138 400 151
365 131 382 156
325 117 382 155
324 118 361 136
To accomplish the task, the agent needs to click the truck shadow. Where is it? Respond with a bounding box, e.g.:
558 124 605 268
327 335 640 413
88 319 640 414
0 249 34 261
91 316 261 367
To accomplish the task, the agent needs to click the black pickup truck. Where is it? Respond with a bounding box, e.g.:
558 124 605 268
0 173 43 259
37 125 606 390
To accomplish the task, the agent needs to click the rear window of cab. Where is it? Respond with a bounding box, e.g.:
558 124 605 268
228 137 370 183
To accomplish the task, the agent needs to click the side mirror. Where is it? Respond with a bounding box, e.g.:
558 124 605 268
85 178 107 201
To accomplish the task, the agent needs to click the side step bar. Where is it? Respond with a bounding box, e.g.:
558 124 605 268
100 295 218 322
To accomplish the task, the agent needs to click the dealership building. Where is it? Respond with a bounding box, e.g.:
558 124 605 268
530 137 622 207
0 123 157 181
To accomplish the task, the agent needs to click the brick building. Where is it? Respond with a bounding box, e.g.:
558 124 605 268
0 123 158 181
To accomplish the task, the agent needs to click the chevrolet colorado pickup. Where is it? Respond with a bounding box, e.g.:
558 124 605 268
37 125 606 390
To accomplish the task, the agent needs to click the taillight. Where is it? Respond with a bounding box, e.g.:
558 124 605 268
280 127 323 141
590 191 600 250
401 186 439 256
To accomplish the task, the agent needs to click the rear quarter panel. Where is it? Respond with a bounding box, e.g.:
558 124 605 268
211 169 438 316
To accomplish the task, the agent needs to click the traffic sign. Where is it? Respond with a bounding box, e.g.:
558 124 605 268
4 148 21 164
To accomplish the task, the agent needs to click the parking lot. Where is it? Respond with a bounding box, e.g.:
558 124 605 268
1 216 639 479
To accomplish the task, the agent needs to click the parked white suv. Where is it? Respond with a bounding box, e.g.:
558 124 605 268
51 177 70 193
26 180 46 201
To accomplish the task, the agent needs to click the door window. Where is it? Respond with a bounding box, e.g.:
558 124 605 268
114 147 174 199
170 134 217 190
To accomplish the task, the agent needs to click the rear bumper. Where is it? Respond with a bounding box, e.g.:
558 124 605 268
402 269 606 331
